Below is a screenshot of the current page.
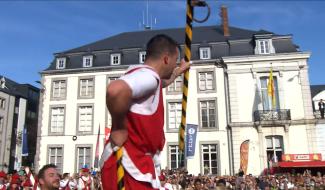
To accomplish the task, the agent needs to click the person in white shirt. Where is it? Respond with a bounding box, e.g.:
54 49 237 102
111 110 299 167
60 173 77 190
78 168 93 190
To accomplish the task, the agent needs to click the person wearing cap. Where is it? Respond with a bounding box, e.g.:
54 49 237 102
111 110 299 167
38 164 60 190
0 171 7 190
78 167 93 190
9 174 21 190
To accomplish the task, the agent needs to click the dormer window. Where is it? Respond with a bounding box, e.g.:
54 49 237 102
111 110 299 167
199 47 211 60
83 55 93 67
259 40 270 54
139 51 146 64
111 53 121 65
56 58 66 69
255 39 275 55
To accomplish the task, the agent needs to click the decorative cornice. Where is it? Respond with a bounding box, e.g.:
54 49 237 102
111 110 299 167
228 66 301 75
40 65 128 75
229 118 318 128
223 52 311 64
41 59 222 76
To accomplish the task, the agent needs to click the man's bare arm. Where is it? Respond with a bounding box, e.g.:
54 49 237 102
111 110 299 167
106 80 132 147
162 59 190 88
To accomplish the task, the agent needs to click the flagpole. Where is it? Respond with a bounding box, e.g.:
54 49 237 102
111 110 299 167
94 124 100 169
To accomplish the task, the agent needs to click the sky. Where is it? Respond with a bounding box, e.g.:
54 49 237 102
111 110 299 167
0 0 324 87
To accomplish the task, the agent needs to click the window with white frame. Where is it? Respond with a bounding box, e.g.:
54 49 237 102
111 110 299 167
78 105 93 132
139 51 146 64
111 53 121 65
0 97 5 109
52 80 66 99
167 76 183 93
79 78 94 98
266 136 283 163
56 58 66 69
200 100 216 128
83 56 93 67
201 144 218 175
48 147 63 173
199 47 211 60
168 145 184 169
77 146 91 172
50 107 65 133
259 40 270 54
198 71 214 91
260 76 279 110
167 102 182 129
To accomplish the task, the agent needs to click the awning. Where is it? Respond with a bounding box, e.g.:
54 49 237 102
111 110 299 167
278 161 325 168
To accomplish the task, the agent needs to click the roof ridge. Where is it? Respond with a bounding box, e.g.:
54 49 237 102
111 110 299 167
59 25 265 54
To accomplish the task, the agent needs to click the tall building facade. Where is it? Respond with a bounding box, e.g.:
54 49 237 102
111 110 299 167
0 76 40 172
35 18 317 175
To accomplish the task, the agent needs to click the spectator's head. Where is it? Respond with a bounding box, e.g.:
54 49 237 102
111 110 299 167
240 181 246 189
81 167 90 177
18 170 25 179
194 178 202 190
62 173 69 179
0 171 6 183
38 164 60 190
10 179 20 189
217 178 226 187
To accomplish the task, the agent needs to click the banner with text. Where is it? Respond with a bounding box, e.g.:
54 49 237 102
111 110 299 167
185 124 198 159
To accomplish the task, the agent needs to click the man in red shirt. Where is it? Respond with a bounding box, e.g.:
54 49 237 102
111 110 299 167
0 171 7 190
100 34 190 190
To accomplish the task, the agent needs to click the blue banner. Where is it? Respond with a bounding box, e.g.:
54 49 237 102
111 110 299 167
22 127 29 156
185 124 198 158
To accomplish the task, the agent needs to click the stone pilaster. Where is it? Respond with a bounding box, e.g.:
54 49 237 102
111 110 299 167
299 68 314 119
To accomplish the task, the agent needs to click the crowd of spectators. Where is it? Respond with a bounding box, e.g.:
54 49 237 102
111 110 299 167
159 168 325 190
1 166 325 190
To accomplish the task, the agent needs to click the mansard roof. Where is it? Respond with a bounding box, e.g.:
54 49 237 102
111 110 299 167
0 75 39 98
43 25 298 73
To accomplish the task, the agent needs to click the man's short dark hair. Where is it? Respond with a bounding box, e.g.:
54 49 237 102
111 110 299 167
194 178 202 185
62 173 69 179
217 179 226 186
146 34 179 61
38 164 57 180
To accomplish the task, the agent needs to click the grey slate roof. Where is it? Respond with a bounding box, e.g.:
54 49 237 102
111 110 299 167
310 85 325 98
44 25 299 72
0 75 39 98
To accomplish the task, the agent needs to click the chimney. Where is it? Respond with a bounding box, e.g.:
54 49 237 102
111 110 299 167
220 5 230 37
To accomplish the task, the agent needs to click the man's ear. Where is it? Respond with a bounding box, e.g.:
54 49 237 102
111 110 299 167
163 54 169 65
39 178 44 185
